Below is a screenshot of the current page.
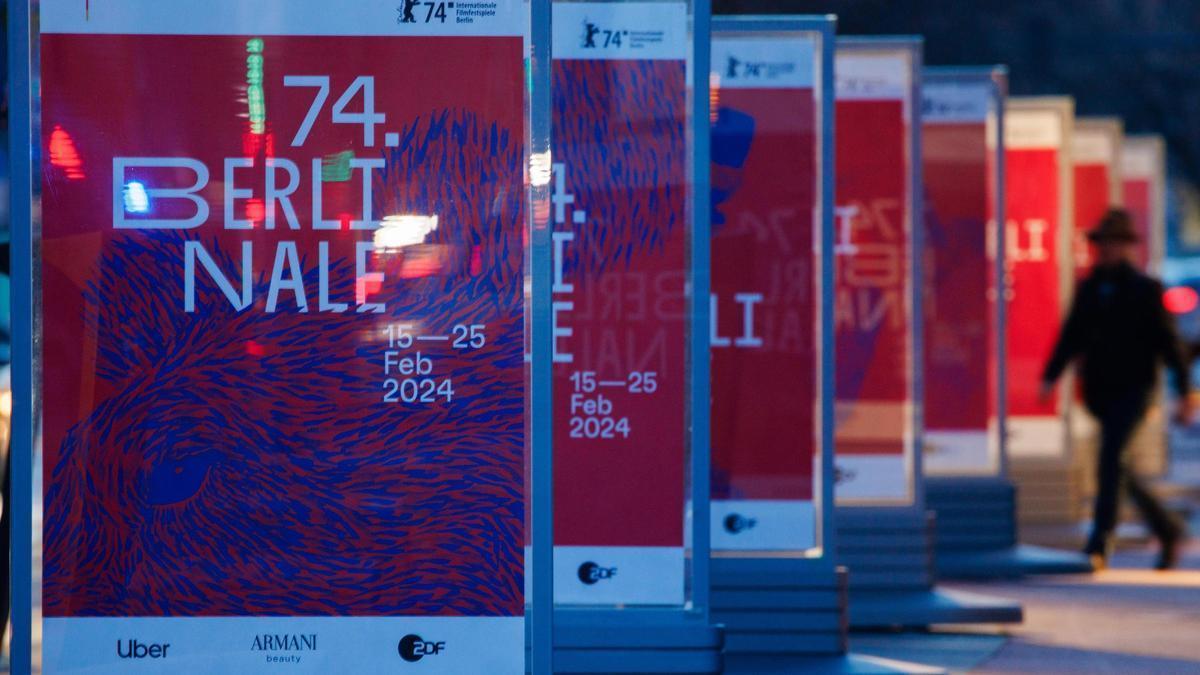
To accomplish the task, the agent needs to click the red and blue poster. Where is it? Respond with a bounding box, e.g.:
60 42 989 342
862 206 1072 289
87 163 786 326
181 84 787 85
1004 100 1073 458
550 1 689 605
709 33 821 551
920 78 1000 476
1122 136 1165 273
833 47 916 504
39 1 528 671
1071 120 1122 279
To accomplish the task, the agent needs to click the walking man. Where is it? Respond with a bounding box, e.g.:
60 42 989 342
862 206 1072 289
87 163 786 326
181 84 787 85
1041 208 1189 570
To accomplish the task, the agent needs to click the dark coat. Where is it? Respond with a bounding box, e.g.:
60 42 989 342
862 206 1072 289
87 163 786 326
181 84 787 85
1042 261 1189 412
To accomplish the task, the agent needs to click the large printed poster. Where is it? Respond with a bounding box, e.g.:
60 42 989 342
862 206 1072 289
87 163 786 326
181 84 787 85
833 48 915 504
1004 103 1071 457
40 1 527 671
550 1 689 605
709 33 820 550
921 78 999 476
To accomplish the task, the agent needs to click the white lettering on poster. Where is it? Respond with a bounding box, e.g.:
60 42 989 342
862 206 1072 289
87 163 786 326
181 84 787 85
834 200 903 332
551 161 673 442
112 75 405 315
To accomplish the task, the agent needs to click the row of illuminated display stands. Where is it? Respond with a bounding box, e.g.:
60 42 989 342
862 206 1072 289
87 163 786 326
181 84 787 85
9 2 1172 674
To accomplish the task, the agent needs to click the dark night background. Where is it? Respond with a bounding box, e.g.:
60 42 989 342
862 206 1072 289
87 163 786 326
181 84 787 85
716 0 1200 265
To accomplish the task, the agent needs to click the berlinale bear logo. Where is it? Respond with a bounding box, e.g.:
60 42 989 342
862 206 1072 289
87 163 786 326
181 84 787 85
397 0 420 23
582 20 601 48
726 56 742 79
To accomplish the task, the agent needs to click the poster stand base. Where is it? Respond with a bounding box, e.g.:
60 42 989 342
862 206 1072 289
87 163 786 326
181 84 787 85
927 476 1094 579
724 652 946 674
712 558 945 674
526 607 723 673
837 508 1023 628
1010 456 1088 530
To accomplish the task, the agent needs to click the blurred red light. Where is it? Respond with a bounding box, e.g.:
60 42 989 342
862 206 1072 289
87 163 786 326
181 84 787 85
1164 286 1198 314
48 125 85 179
245 198 265 225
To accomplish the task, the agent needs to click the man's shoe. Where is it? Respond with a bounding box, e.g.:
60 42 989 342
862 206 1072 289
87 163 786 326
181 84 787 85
1157 532 1186 571
1084 537 1112 572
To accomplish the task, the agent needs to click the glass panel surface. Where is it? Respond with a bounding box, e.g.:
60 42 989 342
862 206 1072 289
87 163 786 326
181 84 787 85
36 1 533 671
709 28 825 552
833 44 918 506
1004 98 1074 460
920 73 1003 477
549 0 694 607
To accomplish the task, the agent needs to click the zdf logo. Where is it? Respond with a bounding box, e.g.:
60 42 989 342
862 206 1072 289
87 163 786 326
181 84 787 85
577 561 618 585
724 513 757 534
398 634 446 662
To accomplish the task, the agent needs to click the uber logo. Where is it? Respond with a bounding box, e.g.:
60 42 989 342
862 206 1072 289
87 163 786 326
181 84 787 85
116 639 169 659
398 634 446 662
577 561 618 585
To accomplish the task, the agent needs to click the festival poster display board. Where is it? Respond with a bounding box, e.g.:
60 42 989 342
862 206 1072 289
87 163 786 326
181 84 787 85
1004 98 1075 458
550 0 692 605
709 28 826 551
1071 118 1123 278
920 70 1006 477
1122 135 1167 274
833 42 920 505
37 1 535 672
1122 134 1170 479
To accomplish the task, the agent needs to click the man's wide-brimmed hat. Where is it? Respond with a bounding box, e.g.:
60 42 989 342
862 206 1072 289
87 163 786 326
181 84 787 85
1088 208 1140 243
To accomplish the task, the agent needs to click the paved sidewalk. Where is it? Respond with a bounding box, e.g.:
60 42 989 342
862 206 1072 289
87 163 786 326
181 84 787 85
851 540 1200 674
968 545 1200 674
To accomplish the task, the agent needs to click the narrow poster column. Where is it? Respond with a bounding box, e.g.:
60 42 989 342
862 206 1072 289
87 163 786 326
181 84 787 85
921 74 1003 477
1068 117 1124 506
1122 135 1167 274
833 46 918 505
1003 98 1075 460
37 1 536 672
1071 118 1124 279
550 0 691 606
922 70 1092 579
833 41 1023 628
709 32 822 552
1122 135 1171 481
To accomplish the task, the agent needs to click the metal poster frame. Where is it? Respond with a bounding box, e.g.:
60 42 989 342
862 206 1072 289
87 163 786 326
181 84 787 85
529 0 554 671
9 0 34 671
708 14 836 568
920 66 1008 479
690 0 714 621
11 1 556 673
833 36 924 510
